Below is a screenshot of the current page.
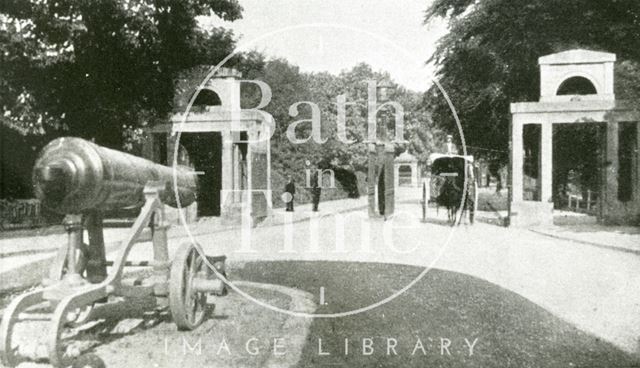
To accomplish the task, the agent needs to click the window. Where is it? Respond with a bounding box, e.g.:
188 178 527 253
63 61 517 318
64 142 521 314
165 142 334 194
557 77 597 95
399 165 412 186
192 89 222 106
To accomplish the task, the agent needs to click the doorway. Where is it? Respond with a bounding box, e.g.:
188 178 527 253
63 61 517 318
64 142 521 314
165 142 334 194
552 123 605 218
180 133 223 216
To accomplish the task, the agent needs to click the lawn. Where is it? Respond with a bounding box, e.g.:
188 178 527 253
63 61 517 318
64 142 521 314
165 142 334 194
235 261 640 368
476 187 509 212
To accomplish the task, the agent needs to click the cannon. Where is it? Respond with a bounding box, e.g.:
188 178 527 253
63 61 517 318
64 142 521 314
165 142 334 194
32 137 198 213
0 137 228 367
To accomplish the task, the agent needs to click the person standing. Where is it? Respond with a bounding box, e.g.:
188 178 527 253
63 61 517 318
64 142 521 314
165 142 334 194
444 134 459 155
311 170 321 212
284 176 295 212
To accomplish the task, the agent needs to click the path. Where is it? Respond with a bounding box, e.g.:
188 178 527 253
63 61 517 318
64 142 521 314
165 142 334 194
1 188 639 362
185 196 640 356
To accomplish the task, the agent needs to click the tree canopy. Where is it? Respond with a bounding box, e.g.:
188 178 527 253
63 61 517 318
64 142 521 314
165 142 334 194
0 0 242 148
235 57 437 202
0 0 243 199
425 0 640 171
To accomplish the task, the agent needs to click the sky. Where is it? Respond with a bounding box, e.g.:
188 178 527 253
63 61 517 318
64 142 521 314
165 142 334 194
200 0 447 92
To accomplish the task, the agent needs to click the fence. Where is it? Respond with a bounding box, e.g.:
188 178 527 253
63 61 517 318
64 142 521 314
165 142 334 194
564 190 599 215
0 199 44 230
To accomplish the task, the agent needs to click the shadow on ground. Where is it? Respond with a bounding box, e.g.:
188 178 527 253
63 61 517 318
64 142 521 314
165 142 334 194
235 260 640 368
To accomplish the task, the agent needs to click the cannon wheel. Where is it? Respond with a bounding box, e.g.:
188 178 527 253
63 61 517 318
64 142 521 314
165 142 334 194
0 290 45 366
169 243 208 330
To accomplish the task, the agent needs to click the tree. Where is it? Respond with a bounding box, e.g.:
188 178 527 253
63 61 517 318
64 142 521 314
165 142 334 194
0 0 242 199
231 56 438 203
424 0 640 174
0 0 242 149
307 63 437 173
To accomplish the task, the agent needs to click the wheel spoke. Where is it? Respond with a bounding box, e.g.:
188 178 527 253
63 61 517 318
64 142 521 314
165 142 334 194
170 243 210 330
188 250 198 275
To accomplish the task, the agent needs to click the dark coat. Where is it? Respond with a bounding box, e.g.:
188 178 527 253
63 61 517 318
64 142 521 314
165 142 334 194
285 181 296 195
311 173 321 196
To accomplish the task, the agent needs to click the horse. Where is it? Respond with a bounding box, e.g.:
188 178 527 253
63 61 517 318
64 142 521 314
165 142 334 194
436 174 475 226
436 178 461 224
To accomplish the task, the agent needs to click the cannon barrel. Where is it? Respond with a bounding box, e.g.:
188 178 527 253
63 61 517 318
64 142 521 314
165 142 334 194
33 137 198 213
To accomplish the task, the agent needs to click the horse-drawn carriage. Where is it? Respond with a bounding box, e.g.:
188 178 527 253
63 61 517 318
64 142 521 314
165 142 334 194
427 153 478 225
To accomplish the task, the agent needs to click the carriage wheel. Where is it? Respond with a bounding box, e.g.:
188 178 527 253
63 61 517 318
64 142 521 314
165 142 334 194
169 243 208 330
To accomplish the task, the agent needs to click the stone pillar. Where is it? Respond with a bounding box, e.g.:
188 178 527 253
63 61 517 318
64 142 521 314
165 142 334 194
367 143 377 218
393 164 399 189
511 119 524 202
166 134 176 166
232 144 241 202
264 126 272 214
221 130 233 209
246 130 256 212
604 121 619 222
412 162 419 187
634 122 640 202
540 122 553 203
384 143 395 216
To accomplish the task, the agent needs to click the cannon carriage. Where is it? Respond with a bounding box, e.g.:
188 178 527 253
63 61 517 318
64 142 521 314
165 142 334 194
0 137 228 367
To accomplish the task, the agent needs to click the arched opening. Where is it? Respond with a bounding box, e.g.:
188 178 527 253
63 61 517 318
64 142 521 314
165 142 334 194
192 89 222 107
398 165 413 186
556 76 597 95
180 133 223 216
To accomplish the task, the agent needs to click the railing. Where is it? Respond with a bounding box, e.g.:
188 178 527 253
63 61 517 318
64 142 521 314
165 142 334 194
0 199 44 230
564 190 599 215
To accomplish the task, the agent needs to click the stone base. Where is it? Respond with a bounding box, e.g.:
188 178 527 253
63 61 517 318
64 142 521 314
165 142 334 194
221 202 244 226
509 201 554 227
601 201 640 226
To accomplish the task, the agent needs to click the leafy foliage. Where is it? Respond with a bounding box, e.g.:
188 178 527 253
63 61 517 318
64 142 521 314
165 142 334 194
0 0 242 148
238 58 438 203
425 0 640 175
0 0 242 199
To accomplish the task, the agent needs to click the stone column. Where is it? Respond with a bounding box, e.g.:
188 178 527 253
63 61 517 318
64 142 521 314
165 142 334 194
604 121 619 221
511 119 524 202
393 164 399 189
221 130 233 209
412 162 419 187
166 134 177 166
384 143 395 216
246 130 255 212
634 122 640 202
265 128 272 213
540 122 553 203
367 143 377 217
232 144 241 202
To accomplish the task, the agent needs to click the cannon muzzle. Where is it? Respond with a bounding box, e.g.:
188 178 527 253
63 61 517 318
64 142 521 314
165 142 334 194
33 137 198 213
